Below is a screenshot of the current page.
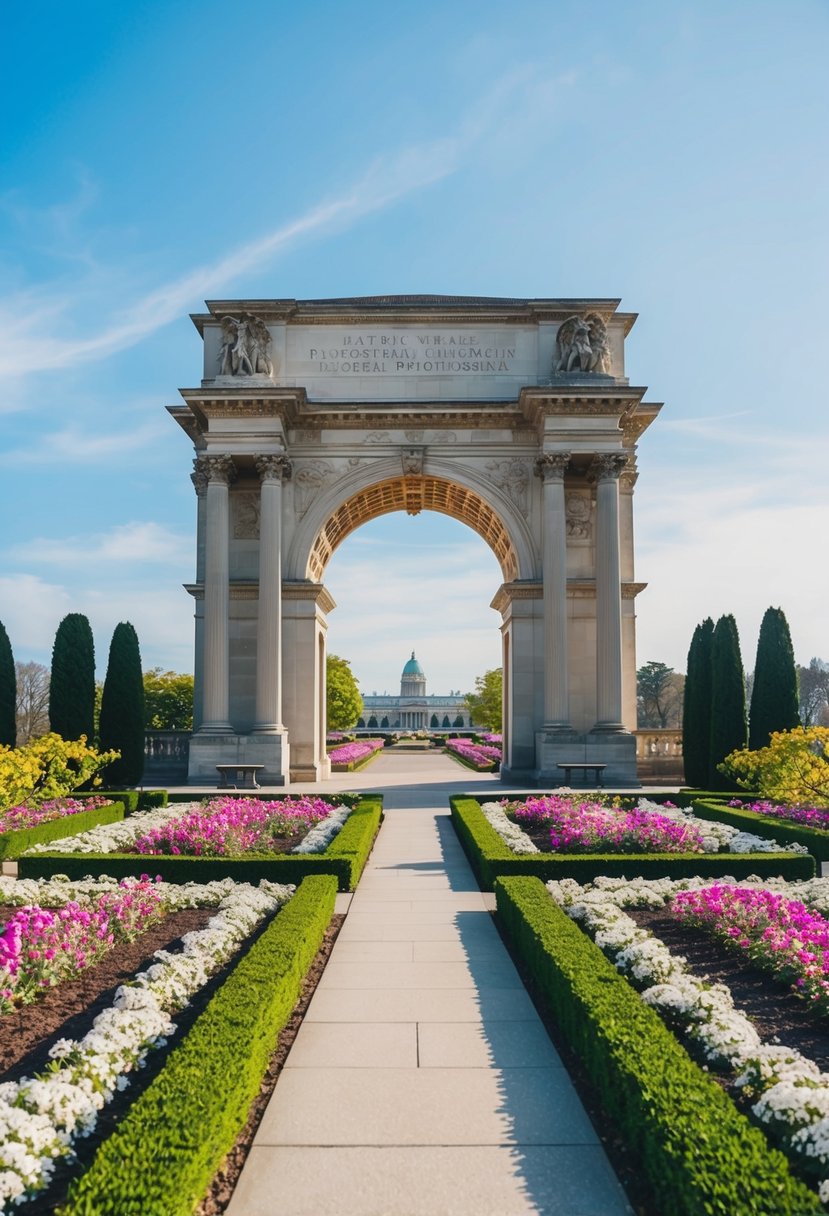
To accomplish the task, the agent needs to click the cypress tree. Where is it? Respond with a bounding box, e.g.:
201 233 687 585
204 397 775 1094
709 614 747 789
749 606 800 749
0 620 16 747
49 614 96 741
99 623 145 786
682 618 714 788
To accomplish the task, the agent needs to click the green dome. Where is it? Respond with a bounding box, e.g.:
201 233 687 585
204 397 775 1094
402 651 424 677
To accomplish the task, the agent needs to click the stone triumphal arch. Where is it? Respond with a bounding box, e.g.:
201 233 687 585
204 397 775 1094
169 296 660 785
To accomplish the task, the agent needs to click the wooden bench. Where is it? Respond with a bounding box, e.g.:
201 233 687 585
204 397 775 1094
557 762 607 788
215 763 265 790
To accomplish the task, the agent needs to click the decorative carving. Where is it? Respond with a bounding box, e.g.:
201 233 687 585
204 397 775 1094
293 460 334 517
233 491 260 539
254 454 292 483
294 428 321 444
190 460 208 497
535 452 571 482
620 467 639 491
217 314 275 378
486 459 530 517
401 448 424 476
565 492 592 540
429 431 457 444
554 314 611 375
364 431 390 444
194 454 236 486
588 453 628 483
403 429 424 442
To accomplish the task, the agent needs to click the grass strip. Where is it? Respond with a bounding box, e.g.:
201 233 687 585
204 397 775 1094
494 874 822 1216
59 873 337 1216
450 796 815 889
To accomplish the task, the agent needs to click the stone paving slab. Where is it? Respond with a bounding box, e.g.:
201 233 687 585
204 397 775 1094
417 1021 564 1069
227 1144 632 1216
304 986 539 1024
317 958 523 990
286 1022 418 1069
255 1066 598 1147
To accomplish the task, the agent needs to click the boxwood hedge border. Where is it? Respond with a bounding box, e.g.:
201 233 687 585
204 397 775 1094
443 748 498 773
494 875 821 1215
0 802 125 861
692 797 829 862
450 796 815 889
59 873 337 1216
20 797 383 891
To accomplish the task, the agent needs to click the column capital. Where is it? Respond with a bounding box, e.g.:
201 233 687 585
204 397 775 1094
255 453 293 483
195 453 237 486
191 459 208 497
588 453 628 483
535 452 571 482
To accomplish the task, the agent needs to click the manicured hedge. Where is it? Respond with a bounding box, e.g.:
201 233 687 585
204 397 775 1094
20 797 383 891
443 748 497 773
450 797 815 890
0 802 125 860
693 797 829 862
60 874 337 1216
494 875 822 1216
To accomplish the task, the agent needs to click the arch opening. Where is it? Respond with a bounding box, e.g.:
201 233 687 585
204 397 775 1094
306 474 520 583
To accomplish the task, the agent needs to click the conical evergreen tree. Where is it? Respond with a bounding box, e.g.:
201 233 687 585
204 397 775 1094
99 623 145 786
709 614 747 789
0 620 16 747
682 618 714 788
49 614 96 741
749 606 800 749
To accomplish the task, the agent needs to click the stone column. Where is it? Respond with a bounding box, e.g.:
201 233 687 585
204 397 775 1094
536 452 572 729
190 461 208 732
253 454 291 732
197 454 235 732
590 454 628 730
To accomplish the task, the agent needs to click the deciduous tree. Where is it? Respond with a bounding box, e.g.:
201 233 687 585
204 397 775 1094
99 623 145 786
682 619 714 788
749 606 800 749
143 668 194 730
798 658 829 726
49 614 95 742
327 655 363 731
636 661 685 728
721 726 829 804
15 661 50 744
709 614 747 789
465 668 503 732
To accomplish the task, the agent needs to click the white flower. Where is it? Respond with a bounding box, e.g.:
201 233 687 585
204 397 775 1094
479 803 539 853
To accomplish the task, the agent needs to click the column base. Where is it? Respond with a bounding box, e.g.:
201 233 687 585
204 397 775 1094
187 731 290 786
534 730 639 788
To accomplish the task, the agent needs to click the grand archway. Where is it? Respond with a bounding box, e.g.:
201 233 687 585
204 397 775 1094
171 295 659 784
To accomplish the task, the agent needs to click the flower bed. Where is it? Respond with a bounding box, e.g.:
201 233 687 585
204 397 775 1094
19 795 383 891
544 873 829 1203
692 797 829 862
450 795 816 889
327 739 384 772
444 738 501 771
0 799 125 861
0 870 334 1212
494 874 822 1214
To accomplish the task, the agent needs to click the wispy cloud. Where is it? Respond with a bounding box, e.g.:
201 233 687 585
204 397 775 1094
9 522 191 567
0 67 569 385
0 419 168 464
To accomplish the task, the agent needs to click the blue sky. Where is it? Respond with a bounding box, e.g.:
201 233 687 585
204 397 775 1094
1 0 827 696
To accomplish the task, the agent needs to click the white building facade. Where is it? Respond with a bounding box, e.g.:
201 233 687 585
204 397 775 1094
170 295 660 785
358 652 472 731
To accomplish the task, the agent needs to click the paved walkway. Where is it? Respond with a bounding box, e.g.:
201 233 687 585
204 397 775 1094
227 752 632 1215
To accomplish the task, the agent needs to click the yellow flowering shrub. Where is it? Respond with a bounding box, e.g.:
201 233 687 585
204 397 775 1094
720 726 829 804
0 734 119 811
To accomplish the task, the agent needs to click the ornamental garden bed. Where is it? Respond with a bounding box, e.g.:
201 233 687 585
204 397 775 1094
494 874 824 1214
0 871 337 1213
0 797 125 860
692 797 829 862
328 738 385 772
444 738 501 772
450 793 816 889
19 794 383 891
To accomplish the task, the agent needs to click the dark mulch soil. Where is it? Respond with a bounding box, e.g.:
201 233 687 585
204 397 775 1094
8 903 288 1215
628 907 829 1071
196 913 345 1216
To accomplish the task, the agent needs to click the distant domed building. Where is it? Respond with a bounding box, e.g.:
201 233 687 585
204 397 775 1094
358 652 472 731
